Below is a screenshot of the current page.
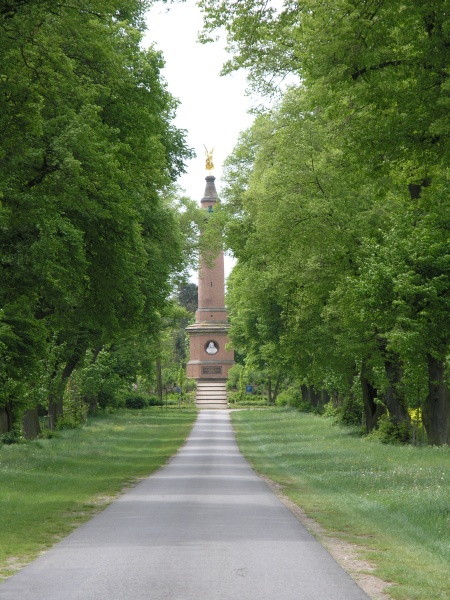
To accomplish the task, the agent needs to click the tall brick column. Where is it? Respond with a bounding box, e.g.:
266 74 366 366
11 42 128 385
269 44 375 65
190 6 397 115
186 176 234 405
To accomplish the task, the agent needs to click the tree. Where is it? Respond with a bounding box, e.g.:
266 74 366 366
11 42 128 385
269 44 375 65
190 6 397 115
199 0 450 443
0 1 193 432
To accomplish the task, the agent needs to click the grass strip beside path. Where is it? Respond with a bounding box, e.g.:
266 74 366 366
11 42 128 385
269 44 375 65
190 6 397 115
0 408 197 580
231 408 450 600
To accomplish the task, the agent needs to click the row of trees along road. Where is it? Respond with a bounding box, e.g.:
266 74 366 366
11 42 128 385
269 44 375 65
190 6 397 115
0 1 198 437
198 0 450 444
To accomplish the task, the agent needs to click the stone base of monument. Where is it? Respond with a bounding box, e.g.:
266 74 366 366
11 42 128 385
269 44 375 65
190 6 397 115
195 381 228 409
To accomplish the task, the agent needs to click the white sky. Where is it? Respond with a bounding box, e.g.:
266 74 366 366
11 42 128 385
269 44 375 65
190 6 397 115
143 0 254 201
142 0 256 280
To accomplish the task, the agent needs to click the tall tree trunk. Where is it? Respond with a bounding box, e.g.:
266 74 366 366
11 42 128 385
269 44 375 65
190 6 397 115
361 373 385 431
384 357 410 438
0 402 13 433
272 374 282 404
48 394 63 428
309 386 320 407
22 408 40 439
266 373 283 404
423 354 450 445
301 384 310 404
308 387 330 408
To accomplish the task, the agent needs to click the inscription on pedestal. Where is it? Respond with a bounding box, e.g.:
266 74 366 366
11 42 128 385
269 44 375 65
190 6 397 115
202 366 222 375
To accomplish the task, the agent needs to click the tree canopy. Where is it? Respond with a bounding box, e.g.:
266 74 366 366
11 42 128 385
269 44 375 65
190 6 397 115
199 0 450 444
0 0 195 432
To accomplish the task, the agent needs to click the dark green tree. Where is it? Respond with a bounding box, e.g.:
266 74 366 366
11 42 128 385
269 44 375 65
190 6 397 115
0 1 193 432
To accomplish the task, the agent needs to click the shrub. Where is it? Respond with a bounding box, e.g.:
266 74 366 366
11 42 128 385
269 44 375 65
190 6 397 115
231 393 270 407
340 395 364 427
275 389 305 408
322 402 340 420
125 395 148 409
368 414 410 444
0 431 23 445
56 416 80 430
275 387 319 412
227 391 238 404
236 398 269 407
97 390 124 411
147 395 162 407
322 395 363 427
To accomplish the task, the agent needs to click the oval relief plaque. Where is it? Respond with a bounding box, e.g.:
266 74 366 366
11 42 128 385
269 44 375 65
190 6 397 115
205 340 219 355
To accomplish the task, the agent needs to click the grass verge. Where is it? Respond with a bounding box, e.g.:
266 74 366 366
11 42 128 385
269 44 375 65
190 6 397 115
231 408 449 600
0 407 197 580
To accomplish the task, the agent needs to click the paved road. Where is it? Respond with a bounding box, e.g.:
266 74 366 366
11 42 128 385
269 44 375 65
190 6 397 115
0 410 370 600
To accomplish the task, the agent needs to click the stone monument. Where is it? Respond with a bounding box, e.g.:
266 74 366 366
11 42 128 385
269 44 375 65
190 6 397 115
186 149 234 408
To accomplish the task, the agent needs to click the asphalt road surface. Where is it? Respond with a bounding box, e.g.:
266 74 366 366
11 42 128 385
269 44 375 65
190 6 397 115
0 410 370 600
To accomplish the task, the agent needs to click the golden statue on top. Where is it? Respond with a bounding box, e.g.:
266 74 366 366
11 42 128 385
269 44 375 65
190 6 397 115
204 146 214 171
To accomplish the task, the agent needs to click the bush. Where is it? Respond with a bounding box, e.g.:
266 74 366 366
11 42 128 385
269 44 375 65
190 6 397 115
322 402 340 420
236 398 269 407
229 392 270 407
322 395 363 427
0 431 23 445
56 416 80 430
340 395 364 427
275 389 304 407
368 414 410 444
97 390 124 411
147 395 162 407
227 391 238 404
125 395 148 409
275 387 318 412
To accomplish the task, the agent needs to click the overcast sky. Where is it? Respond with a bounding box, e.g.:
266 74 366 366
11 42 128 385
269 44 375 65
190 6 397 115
143 0 254 202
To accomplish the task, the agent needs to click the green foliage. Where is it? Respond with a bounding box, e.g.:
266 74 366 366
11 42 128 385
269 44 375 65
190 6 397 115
200 0 450 444
227 363 271 400
339 395 364 428
322 396 364 429
322 402 340 421
177 365 186 395
124 394 149 409
63 376 89 425
226 364 242 390
367 414 411 446
275 389 303 410
228 391 269 407
125 395 147 410
0 431 23 445
55 416 80 431
147 395 164 407
0 0 193 429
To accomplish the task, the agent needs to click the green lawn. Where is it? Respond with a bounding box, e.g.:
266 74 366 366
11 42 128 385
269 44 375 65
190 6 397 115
231 408 450 600
0 408 197 579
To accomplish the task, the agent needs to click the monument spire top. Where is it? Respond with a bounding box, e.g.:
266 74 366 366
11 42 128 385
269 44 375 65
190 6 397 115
202 174 218 205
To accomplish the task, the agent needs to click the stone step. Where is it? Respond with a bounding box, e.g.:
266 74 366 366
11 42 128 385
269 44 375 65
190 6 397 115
196 403 228 409
196 383 227 390
195 382 228 408
196 384 227 390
